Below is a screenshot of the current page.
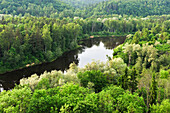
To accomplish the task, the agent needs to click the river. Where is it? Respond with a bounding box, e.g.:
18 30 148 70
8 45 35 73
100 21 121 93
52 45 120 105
0 36 126 91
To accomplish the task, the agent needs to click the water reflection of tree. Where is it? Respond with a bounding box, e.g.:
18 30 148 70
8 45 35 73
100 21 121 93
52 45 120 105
82 37 126 49
102 37 126 49
81 38 101 48
0 48 81 90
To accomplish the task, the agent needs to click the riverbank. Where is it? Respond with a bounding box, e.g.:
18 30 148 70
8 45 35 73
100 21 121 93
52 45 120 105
0 35 127 75
0 36 126 90
86 32 132 38
0 46 82 75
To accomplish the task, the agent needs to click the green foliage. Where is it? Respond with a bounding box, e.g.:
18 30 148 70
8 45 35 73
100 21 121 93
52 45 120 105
150 73 158 105
0 2 170 112
77 70 107 92
87 0 170 17
0 86 32 113
27 88 61 113
118 67 129 90
151 99 170 113
98 85 125 112
108 57 127 76
132 31 141 44
155 44 170 54
160 70 169 79
141 28 149 41
0 17 82 73
97 90 116 112
1 0 170 18
20 70 63 91
0 70 166 113
0 0 72 17
18 83 92 113
117 92 147 113
0 14 170 73
129 67 138 93
60 0 105 9
35 78 50 90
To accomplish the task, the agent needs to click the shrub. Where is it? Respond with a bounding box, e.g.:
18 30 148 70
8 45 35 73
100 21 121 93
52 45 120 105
77 70 107 92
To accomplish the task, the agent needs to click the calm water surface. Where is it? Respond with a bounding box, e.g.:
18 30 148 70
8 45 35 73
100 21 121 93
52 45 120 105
0 36 126 91
78 42 113 67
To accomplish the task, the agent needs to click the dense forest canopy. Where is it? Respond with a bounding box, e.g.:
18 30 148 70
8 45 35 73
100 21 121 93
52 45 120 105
0 17 82 73
0 0 73 17
0 0 170 18
0 0 170 112
0 15 169 73
83 0 170 18
60 0 107 8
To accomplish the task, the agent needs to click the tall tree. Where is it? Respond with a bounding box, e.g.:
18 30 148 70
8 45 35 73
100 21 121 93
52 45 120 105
42 24 52 53
118 67 129 90
132 31 140 44
150 72 158 105
129 67 138 93
142 28 149 41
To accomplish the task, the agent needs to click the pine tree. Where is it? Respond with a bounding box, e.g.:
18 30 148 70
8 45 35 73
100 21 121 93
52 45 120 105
132 31 140 44
129 67 138 93
118 67 129 90
42 24 52 53
149 72 157 105
142 28 149 41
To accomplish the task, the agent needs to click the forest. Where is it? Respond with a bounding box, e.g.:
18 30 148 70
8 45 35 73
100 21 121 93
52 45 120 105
0 15 170 73
0 0 170 113
0 0 72 17
60 0 106 9
84 0 170 17
0 0 170 18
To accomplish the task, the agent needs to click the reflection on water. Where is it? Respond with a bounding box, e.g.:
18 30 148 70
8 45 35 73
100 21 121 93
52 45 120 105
0 36 126 91
78 42 112 67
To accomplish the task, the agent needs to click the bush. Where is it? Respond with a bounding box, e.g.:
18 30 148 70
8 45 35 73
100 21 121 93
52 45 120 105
97 85 125 112
77 70 107 92
27 88 61 113
151 99 170 113
117 92 147 113
0 86 32 113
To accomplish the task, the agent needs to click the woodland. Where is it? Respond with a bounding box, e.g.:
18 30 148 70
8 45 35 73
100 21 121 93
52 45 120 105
0 0 170 113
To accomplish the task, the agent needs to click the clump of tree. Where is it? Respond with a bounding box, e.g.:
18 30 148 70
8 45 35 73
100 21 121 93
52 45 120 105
0 17 81 73
85 0 170 18
1 58 168 112
60 0 106 9
0 0 73 17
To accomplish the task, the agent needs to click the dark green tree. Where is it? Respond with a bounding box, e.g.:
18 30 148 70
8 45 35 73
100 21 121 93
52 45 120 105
129 67 138 93
77 70 107 93
132 31 140 44
142 28 149 41
150 72 158 105
118 67 129 90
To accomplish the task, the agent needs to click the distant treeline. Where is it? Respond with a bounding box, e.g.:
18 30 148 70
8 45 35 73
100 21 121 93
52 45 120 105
0 0 170 18
60 0 106 8
84 0 170 18
0 0 72 17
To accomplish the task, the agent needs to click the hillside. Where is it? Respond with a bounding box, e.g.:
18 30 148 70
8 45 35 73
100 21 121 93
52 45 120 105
84 0 170 17
60 0 107 8
0 0 73 17
0 0 170 18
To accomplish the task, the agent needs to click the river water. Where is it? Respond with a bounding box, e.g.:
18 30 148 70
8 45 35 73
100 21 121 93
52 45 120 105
0 36 126 91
